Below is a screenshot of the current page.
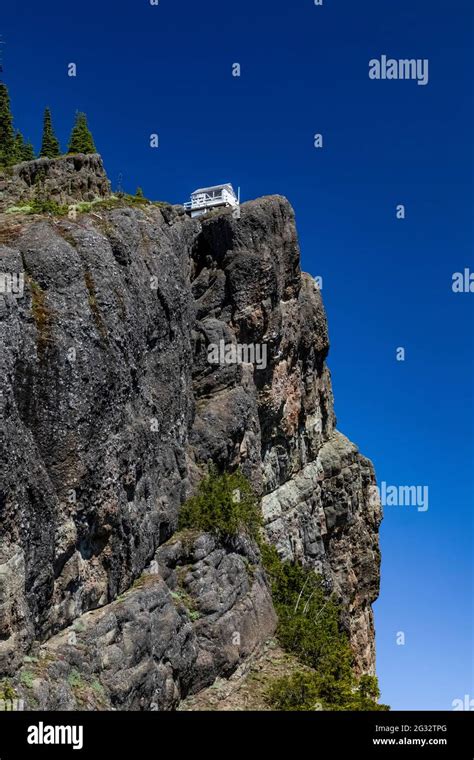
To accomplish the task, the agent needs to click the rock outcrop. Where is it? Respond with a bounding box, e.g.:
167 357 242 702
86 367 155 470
0 156 382 709
0 153 110 211
8 532 276 710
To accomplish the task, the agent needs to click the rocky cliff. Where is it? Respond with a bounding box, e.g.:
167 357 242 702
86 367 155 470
0 153 110 211
0 156 382 710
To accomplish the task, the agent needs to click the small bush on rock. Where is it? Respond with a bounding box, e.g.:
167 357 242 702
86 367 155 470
29 198 68 216
178 466 262 541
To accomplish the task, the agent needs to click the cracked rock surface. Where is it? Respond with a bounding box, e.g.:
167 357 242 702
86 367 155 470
0 156 382 708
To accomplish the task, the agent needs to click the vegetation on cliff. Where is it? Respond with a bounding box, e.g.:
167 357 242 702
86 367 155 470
0 83 16 166
261 543 388 711
14 130 35 162
179 468 388 711
178 465 262 541
39 107 61 158
67 112 96 155
0 83 97 167
1 175 381 710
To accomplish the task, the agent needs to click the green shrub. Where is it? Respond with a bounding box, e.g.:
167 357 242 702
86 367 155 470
0 679 17 701
91 679 105 696
354 674 389 711
262 545 353 680
29 197 68 216
88 197 121 211
179 470 388 711
178 466 262 541
77 202 92 213
265 670 322 711
6 198 68 216
119 192 149 206
261 543 388 711
67 669 83 688
20 670 34 689
5 204 34 214
266 669 389 712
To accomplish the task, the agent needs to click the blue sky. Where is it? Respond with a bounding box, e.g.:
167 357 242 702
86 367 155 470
1 0 472 710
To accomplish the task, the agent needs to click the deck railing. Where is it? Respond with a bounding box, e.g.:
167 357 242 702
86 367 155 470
183 192 226 210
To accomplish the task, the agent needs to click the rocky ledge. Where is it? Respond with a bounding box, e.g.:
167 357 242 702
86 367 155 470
0 153 110 211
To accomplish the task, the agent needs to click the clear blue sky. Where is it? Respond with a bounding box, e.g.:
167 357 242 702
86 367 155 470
2 0 472 710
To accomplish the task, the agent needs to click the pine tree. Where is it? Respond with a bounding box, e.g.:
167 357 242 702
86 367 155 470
14 131 35 162
0 83 16 167
67 112 96 155
135 186 144 198
39 108 61 158
14 131 25 162
22 140 36 161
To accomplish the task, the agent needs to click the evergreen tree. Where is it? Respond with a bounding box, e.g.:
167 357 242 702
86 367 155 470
22 140 36 161
0 83 16 167
14 131 25 162
39 108 61 158
67 112 96 154
14 131 35 162
135 186 144 198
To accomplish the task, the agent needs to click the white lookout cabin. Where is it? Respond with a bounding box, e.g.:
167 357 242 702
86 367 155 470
184 183 239 218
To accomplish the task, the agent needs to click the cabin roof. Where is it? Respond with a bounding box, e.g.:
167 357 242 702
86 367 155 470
191 183 236 196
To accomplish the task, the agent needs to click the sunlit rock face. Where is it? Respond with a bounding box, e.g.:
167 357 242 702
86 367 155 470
0 158 381 706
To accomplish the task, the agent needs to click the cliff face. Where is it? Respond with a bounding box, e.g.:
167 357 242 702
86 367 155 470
0 157 381 709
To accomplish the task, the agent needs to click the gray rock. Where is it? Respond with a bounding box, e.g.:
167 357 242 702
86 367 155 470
0 157 382 706
0 154 110 210
262 432 382 674
9 532 276 710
